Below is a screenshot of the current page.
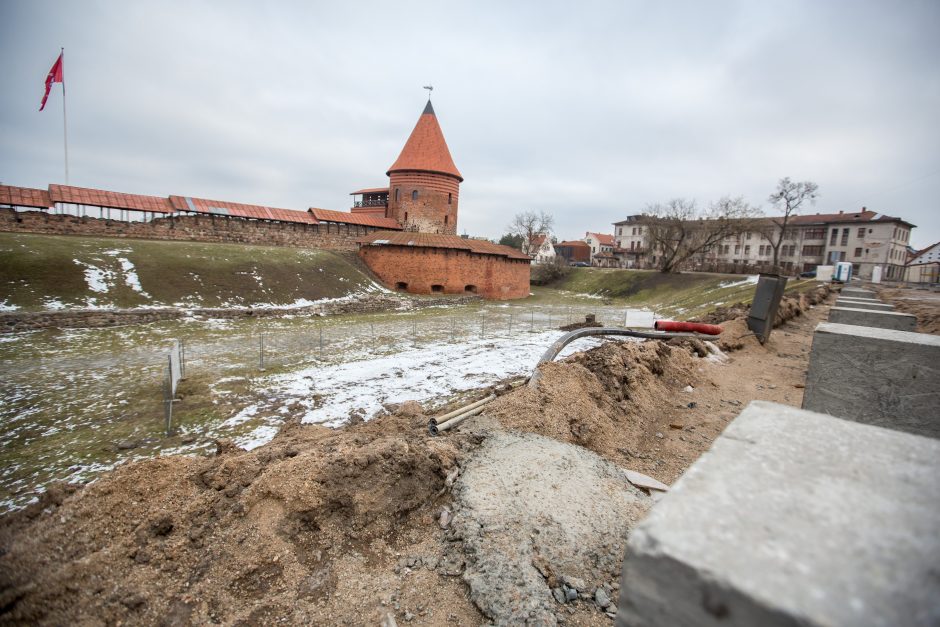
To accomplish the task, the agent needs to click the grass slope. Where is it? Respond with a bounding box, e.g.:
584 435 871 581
544 268 754 318
0 233 381 311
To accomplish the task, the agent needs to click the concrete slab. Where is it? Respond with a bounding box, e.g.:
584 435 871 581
840 287 877 300
616 401 940 627
828 306 916 331
834 298 894 311
803 322 940 437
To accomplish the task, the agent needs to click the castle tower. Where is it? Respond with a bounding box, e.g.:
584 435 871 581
386 100 462 234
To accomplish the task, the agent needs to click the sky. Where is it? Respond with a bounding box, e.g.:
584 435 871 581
1 0 939 248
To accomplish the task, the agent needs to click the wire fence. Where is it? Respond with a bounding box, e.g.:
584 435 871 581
165 303 651 381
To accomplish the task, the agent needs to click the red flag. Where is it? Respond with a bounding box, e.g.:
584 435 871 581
39 52 64 112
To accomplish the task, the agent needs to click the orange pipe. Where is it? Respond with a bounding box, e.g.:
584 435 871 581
654 320 722 335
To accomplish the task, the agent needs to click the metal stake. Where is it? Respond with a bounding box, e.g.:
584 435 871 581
259 333 265 371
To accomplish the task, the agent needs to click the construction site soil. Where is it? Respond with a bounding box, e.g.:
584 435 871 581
1 284 836 626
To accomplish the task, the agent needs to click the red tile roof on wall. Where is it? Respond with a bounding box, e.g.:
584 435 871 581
360 231 531 260
50 184 174 213
0 185 52 209
530 234 547 248
387 101 463 181
556 240 591 248
309 208 401 230
169 195 316 224
350 187 389 195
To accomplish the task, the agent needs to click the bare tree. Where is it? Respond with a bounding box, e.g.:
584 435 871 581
763 177 819 270
508 210 554 255
643 197 760 273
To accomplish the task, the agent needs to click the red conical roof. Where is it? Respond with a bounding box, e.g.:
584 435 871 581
387 101 463 181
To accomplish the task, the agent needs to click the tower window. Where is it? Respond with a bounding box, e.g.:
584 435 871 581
394 188 400 202
412 190 418 201
404 212 408 222
444 215 448 225
448 193 452 205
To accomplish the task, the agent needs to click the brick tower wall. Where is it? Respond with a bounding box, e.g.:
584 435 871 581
387 171 459 235
359 245 530 300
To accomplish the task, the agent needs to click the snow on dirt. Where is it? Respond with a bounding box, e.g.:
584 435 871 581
223 330 616 448
715 274 759 289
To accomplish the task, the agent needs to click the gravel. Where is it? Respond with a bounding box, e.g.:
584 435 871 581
449 428 652 625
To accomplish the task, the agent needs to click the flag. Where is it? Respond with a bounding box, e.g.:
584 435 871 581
39 52 64 112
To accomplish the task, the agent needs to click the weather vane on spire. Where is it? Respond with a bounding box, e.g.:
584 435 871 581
423 85 433 100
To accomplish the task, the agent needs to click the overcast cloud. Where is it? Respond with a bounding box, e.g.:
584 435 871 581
1 0 938 247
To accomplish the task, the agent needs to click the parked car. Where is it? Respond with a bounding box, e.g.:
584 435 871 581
569 261 590 267
799 269 817 279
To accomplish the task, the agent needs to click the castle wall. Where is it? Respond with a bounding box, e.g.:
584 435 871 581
0 208 378 250
358 245 530 300
387 172 459 234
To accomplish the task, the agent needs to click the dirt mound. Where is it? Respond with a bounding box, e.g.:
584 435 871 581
487 340 714 483
0 412 481 626
874 287 940 334
694 283 832 326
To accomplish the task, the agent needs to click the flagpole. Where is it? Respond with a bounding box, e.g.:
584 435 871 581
61 47 69 185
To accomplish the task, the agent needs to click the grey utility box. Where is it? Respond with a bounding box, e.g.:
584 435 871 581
746 273 788 344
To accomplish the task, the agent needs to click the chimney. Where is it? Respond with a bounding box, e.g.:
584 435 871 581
862 206 867 211
839 210 843 214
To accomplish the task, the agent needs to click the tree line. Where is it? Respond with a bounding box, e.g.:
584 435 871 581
496 178 818 273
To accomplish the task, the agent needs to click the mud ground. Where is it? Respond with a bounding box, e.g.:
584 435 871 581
0 284 836 626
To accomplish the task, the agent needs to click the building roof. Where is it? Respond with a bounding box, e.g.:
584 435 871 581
555 240 591 248
169 195 315 224
908 241 940 262
350 187 389 195
0 185 52 209
51 184 174 213
586 232 615 246
529 234 548 248
387 101 463 181
612 215 646 225
309 208 401 230
789 209 914 228
359 231 530 260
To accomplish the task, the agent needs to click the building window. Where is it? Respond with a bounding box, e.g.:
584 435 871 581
395 188 400 202
411 190 418 201
857 227 865 238
395 282 408 291
465 284 477 293
444 215 448 225
841 228 849 246
431 284 444 293
744 245 751 255
746 232 752 240
854 247 862 258
830 229 838 245
448 193 452 205
734 245 741 255
404 212 408 222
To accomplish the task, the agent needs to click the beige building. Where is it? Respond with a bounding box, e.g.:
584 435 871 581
611 208 915 279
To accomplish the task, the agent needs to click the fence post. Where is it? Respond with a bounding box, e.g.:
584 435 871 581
508 313 513 336
481 312 486 338
531 310 535 331
451 316 456 342
548 311 552 329
319 325 323 358
179 338 185 378
259 332 265 371
165 355 173 436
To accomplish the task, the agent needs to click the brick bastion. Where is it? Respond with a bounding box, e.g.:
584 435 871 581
358 232 531 300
